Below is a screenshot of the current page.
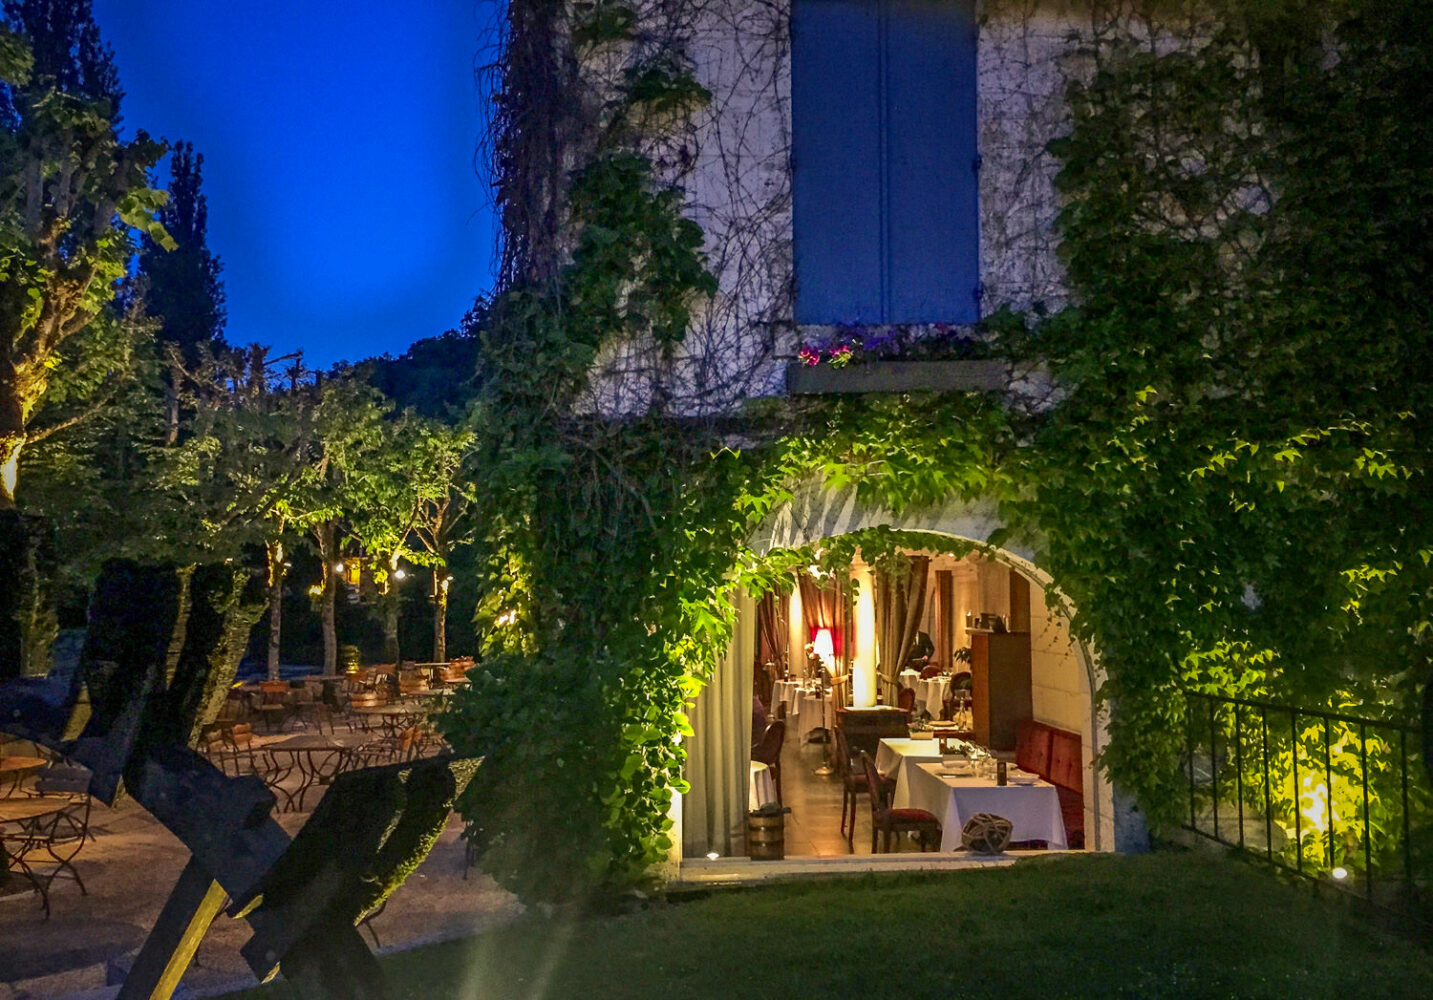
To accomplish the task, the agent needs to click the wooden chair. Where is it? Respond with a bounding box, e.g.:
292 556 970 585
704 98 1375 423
211 723 268 778
256 681 294 732
835 726 893 844
354 726 421 766
347 691 386 732
919 664 941 680
291 685 332 733
751 721 786 803
861 752 940 853
897 687 917 714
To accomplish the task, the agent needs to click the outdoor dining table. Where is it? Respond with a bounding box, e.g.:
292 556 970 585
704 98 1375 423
262 733 372 812
0 796 74 900
1 755 47 798
399 687 452 700
350 704 429 736
905 761 1067 852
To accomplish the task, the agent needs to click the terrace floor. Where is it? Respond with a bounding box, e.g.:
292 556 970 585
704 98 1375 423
0 733 522 1000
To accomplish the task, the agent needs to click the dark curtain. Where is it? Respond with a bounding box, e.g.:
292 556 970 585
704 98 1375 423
754 591 784 706
934 569 954 670
797 572 843 655
876 555 930 696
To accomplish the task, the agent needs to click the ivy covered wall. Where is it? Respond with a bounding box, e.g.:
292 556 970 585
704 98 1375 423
448 0 1432 901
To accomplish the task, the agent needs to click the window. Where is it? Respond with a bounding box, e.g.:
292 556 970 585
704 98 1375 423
791 0 980 325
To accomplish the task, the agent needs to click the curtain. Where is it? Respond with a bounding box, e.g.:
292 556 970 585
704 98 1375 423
876 555 930 694
683 587 756 858
797 572 843 652
934 569 954 670
754 591 783 706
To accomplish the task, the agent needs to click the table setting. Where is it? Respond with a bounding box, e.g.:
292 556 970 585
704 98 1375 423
878 735 1066 852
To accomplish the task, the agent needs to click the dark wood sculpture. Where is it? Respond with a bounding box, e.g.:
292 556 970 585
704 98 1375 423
0 555 480 1000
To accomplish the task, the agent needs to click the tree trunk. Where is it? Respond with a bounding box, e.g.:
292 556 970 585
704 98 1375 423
266 539 285 681
0 432 22 509
383 591 400 664
0 510 26 677
315 520 338 676
173 565 265 746
16 512 55 677
432 565 448 663
0 367 27 508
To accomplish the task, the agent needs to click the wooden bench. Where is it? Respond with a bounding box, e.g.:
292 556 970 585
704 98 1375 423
1015 719 1085 849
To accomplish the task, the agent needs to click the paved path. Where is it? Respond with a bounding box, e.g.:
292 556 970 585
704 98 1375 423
0 773 521 999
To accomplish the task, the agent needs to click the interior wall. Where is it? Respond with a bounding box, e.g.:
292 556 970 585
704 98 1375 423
1028 588 1085 734
1024 573 1111 851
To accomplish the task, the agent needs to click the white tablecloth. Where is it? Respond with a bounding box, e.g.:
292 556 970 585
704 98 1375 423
790 687 833 743
772 680 832 742
771 679 800 715
749 761 777 810
905 762 1067 851
875 737 944 795
916 675 950 715
898 669 921 690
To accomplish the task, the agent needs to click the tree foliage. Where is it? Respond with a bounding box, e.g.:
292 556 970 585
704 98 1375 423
0 19 170 506
140 141 226 363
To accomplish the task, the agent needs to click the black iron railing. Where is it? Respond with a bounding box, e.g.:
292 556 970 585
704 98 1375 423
1181 691 1430 921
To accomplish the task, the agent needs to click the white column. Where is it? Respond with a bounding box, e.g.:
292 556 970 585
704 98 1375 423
787 581 804 674
852 563 877 707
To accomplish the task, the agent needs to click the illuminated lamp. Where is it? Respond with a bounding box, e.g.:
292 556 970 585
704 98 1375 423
812 628 835 667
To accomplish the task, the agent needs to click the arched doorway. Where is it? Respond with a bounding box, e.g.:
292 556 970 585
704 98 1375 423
680 483 1117 862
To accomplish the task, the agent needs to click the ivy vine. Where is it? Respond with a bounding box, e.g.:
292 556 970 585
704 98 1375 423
449 0 1432 900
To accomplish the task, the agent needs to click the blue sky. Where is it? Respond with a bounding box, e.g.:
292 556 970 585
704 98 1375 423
93 1 499 368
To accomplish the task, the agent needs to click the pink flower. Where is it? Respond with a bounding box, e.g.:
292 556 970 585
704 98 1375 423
798 345 821 366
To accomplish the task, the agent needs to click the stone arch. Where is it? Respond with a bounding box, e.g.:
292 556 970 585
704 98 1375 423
747 481 1116 851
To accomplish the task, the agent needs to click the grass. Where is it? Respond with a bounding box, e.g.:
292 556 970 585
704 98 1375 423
232 851 1432 1000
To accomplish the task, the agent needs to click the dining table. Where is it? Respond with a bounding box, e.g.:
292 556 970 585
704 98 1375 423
874 737 946 793
350 704 429 736
904 761 1067 852
0 796 73 899
915 675 951 715
1 755 47 798
262 733 373 812
749 761 777 811
770 679 832 742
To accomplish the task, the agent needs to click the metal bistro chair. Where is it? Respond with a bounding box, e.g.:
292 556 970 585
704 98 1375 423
8 765 94 916
256 680 295 732
213 723 269 779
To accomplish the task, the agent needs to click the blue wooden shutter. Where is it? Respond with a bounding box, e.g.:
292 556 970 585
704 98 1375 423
791 0 884 324
792 0 980 325
885 0 980 323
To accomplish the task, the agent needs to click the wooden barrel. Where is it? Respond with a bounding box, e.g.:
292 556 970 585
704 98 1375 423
747 812 785 860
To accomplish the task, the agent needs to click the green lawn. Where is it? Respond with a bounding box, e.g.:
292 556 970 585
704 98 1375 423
235 852 1432 1000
